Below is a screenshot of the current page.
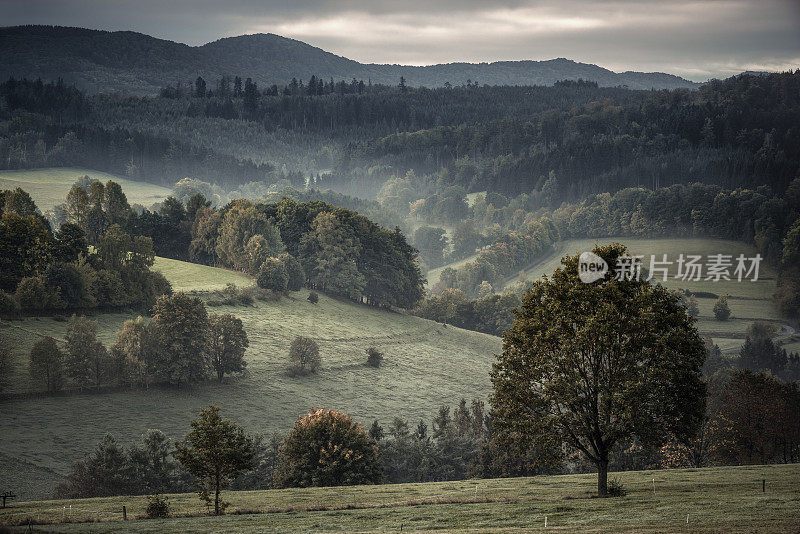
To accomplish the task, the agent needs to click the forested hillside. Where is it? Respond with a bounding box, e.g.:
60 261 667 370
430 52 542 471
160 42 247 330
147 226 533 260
0 26 699 95
2 72 797 200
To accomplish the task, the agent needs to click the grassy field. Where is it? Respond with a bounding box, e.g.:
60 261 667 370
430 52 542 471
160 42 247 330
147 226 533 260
425 252 479 288
0 260 501 501
1 464 797 533
152 257 253 293
503 237 782 353
0 168 172 211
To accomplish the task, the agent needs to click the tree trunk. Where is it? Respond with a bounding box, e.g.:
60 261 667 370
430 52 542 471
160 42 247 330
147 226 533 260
214 471 220 515
597 457 609 496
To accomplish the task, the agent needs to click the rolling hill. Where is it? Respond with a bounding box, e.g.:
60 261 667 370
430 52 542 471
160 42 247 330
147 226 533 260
0 258 501 500
502 237 784 355
0 26 701 95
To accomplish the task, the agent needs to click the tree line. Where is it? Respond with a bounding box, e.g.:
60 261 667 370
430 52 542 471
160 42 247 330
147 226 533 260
23 292 248 392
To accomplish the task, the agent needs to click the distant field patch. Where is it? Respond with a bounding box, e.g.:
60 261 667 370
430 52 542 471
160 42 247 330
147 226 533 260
153 257 253 293
0 168 172 211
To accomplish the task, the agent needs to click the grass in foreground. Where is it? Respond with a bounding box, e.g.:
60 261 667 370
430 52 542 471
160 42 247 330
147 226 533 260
0 168 172 212
1 464 797 533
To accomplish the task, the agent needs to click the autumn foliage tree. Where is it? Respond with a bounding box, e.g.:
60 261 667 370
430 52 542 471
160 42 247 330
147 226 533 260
491 244 707 496
275 409 382 487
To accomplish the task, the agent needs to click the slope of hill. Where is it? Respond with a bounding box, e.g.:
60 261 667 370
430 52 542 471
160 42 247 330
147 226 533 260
0 258 500 500
0 26 700 94
504 237 782 354
1 464 797 532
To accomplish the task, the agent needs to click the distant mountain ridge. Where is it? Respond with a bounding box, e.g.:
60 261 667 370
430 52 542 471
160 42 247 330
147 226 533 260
0 25 701 95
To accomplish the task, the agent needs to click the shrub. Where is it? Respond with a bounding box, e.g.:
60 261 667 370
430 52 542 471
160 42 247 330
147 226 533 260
713 295 731 321
307 291 319 304
208 284 255 307
257 258 288 292
0 291 20 317
365 347 383 368
146 494 171 518
606 477 627 497
279 253 306 291
289 336 320 375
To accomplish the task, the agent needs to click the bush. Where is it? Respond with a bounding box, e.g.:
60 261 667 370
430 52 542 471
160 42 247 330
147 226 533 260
146 494 171 518
366 347 383 367
0 291 20 317
307 291 319 304
208 284 256 307
713 295 731 321
257 258 288 292
289 336 320 375
606 477 627 497
279 253 306 291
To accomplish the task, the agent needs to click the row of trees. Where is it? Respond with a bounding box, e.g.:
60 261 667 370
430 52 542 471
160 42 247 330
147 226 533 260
56 351 800 510
421 178 798 320
27 293 248 391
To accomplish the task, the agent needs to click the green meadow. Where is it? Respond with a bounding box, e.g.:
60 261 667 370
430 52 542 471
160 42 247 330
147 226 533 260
0 168 172 212
1 464 797 533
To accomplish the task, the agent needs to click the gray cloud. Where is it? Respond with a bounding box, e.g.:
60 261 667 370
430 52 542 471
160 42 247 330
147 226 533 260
3 0 799 80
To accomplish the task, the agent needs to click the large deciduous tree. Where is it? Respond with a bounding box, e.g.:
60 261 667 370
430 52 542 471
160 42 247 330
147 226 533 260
29 336 64 392
176 406 254 515
301 212 365 300
208 314 249 382
149 292 210 385
216 200 283 272
491 244 706 496
64 315 111 389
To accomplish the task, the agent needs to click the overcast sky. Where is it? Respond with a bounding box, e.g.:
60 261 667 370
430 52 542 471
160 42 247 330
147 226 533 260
4 0 799 81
